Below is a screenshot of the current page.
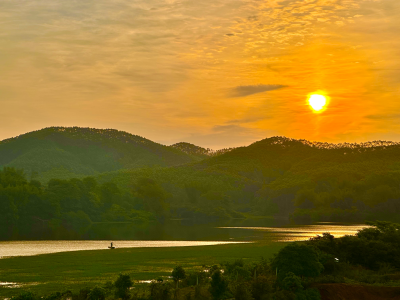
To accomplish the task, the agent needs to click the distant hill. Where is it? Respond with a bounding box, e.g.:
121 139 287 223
99 136 400 223
169 142 213 160
3 127 400 224
169 142 234 160
0 127 200 181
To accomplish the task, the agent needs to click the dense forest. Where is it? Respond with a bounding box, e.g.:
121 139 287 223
2 127 400 239
98 135 400 224
0 167 170 239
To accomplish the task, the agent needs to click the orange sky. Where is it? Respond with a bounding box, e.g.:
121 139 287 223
1 0 400 148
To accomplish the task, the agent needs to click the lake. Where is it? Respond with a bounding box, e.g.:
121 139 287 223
0 222 368 258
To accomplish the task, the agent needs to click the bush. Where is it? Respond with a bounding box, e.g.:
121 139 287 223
234 283 253 300
271 243 323 280
114 273 133 299
11 292 37 300
172 266 186 288
149 282 172 300
281 273 302 293
251 276 272 300
87 287 106 300
209 269 229 300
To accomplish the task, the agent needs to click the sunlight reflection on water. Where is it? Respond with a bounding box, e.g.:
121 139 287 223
0 282 38 289
0 224 371 259
218 224 370 242
0 240 249 259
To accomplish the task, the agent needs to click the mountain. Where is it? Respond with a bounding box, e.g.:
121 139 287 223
169 142 234 160
99 136 400 223
169 142 213 160
3 127 400 225
0 127 201 181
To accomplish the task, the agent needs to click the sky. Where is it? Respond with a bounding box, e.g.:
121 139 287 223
1 0 400 149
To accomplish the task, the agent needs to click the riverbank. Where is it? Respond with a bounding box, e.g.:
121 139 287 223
0 242 284 298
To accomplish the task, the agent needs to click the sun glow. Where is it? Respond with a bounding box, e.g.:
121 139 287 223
308 93 328 112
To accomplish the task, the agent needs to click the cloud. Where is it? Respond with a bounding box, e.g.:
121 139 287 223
226 116 269 125
366 114 400 120
212 124 244 132
229 84 287 97
2 0 400 146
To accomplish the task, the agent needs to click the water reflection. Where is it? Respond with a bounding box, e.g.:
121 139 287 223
0 240 248 259
0 223 370 258
0 282 38 289
218 224 370 242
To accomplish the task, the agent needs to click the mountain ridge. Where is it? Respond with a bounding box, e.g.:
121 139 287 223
2 126 400 226
0 126 201 181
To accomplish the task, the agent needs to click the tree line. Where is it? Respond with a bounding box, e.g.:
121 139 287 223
0 167 170 239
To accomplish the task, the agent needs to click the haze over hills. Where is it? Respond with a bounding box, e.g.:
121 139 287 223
98 135 400 223
2 126 400 240
170 142 234 160
0 127 213 181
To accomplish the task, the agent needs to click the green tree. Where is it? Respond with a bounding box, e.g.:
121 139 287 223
251 276 271 300
87 287 106 300
209 269 228 300
114 273 133 299
134 178 170 221
150 282 172 300
234 283 253 300
11 291 36 300
0 167 27 188
0 191 18 236
281 272 302 293
172 266 186 288
271 243 323 280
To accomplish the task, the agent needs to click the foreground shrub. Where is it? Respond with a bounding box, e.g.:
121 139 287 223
271 243 323 280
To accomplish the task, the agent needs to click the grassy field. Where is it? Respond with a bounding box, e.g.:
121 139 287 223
0 242 285 298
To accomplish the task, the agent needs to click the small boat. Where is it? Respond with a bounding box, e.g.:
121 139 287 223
108 242 115 249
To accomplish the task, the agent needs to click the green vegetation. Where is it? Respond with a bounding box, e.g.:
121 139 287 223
170 142 234 160
0 242 284 298
4 128 400 298
7 222 400 300
4 129 400 238
99 136 400 224
0 127 203 183
0 167 170 239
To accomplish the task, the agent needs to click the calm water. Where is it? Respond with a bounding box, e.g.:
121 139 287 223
0 240 247 259
0 222 369 259
218 224 369 242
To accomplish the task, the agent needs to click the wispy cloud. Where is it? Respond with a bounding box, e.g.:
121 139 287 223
229 85 287 97
1 0 400 146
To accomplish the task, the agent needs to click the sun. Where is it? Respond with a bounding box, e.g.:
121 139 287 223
308 93 328 112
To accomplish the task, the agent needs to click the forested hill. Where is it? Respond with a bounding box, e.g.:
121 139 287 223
98 136 400 224
3 128 400 233
169 142 234 160
196 136 400 175
0 127 203 181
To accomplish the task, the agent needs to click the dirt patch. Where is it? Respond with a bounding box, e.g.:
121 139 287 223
315 283 400 300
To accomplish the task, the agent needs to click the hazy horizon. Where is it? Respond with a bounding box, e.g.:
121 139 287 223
2 125 400 151
2 0 400 148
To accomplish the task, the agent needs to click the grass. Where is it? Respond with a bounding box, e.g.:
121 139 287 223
0 242 285 298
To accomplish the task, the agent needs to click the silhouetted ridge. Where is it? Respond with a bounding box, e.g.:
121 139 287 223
2 128 400 225
170 142 212 158
251 136 400 150
0 126 199 181
170 142 234 159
